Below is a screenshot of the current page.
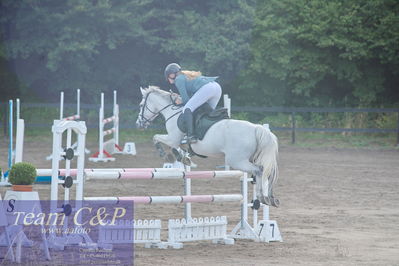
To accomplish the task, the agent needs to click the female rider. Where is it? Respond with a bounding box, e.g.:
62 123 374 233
164 63 222 144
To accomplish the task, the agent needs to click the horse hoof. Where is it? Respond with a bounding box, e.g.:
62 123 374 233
270 197 280 208
261 196 271 206
155 142 165 157
172 148 182 162
182 156 192 166
165 153 175 163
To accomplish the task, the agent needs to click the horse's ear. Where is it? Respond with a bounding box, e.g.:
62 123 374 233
140 86 146 95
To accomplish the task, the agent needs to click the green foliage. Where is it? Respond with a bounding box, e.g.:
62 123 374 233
0 0 255 101
260 113 291 128
0 57 21 101
1 0 398 108
231 112 250 121
8 162 37 185
237 0 399 107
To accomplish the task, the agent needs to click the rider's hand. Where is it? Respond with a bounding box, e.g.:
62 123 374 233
175 98 182 105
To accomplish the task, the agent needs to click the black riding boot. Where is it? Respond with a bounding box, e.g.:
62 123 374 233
181 109 197 144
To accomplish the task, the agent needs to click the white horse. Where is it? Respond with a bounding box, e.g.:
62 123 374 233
136 86 280 207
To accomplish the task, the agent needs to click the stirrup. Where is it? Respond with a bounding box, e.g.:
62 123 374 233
181 135 197 145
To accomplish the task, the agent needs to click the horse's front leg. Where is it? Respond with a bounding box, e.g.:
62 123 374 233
153 133 193 165
153 134 180 148
153 134 179 158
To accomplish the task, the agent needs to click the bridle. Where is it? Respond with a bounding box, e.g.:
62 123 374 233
140 91 182 125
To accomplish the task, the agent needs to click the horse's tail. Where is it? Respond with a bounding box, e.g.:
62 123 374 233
253 125 279 206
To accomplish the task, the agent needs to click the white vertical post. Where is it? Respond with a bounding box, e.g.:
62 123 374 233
252 181 258 228
77 89 80 118
262 124 270 221
184 165 192 220
64 128 72 207
16 99 20 120
15 99 24 164
241 173 248 229
263 203 269 221
223 94 231 170
223 94 231 117
51 121 61 202
89 92 115 162
49 120 90 248
262 174 270 221
75 129 85 227
113 90 119 147
76 129 85 202
8 100 13 169
98 93 105 159
60 92 64 120
75 123 86 226
113 90 117 109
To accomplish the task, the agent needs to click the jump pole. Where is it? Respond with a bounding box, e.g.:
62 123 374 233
84 170 281 246
37 168 243 181
36 167 188 177
81 168 264 228
84 194 243 204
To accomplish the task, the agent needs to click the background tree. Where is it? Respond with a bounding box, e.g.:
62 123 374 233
237 0 399 107
1 0 397 107
0 0 255 103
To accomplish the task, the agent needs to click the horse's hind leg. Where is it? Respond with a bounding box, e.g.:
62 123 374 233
226 158 265 204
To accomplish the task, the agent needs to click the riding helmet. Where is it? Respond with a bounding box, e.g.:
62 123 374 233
164 63 181 81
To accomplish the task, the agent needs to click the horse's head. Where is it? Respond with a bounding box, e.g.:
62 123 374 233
136 86 173 128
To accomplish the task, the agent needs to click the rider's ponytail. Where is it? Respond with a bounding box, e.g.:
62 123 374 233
181 70 202 80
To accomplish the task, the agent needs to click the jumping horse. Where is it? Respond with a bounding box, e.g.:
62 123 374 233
136 86 280 207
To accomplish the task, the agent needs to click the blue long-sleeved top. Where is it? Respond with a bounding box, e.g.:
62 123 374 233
174 74 218 104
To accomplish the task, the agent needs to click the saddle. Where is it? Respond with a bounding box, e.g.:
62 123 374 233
177 103 230 141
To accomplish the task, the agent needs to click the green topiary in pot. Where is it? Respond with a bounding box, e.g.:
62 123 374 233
9 162 36 189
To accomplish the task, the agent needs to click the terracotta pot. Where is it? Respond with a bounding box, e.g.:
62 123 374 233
12 185 33 192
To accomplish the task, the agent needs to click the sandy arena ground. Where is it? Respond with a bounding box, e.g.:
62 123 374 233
0 140 398 265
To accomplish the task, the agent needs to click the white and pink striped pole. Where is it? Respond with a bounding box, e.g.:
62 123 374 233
84 194 243 205
36 167 184 176
84 169 243 180
36 169 243 180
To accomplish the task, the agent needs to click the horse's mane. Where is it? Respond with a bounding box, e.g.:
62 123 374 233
144 85 171 101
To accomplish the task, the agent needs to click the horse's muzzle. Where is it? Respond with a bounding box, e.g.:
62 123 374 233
136 120 149 129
